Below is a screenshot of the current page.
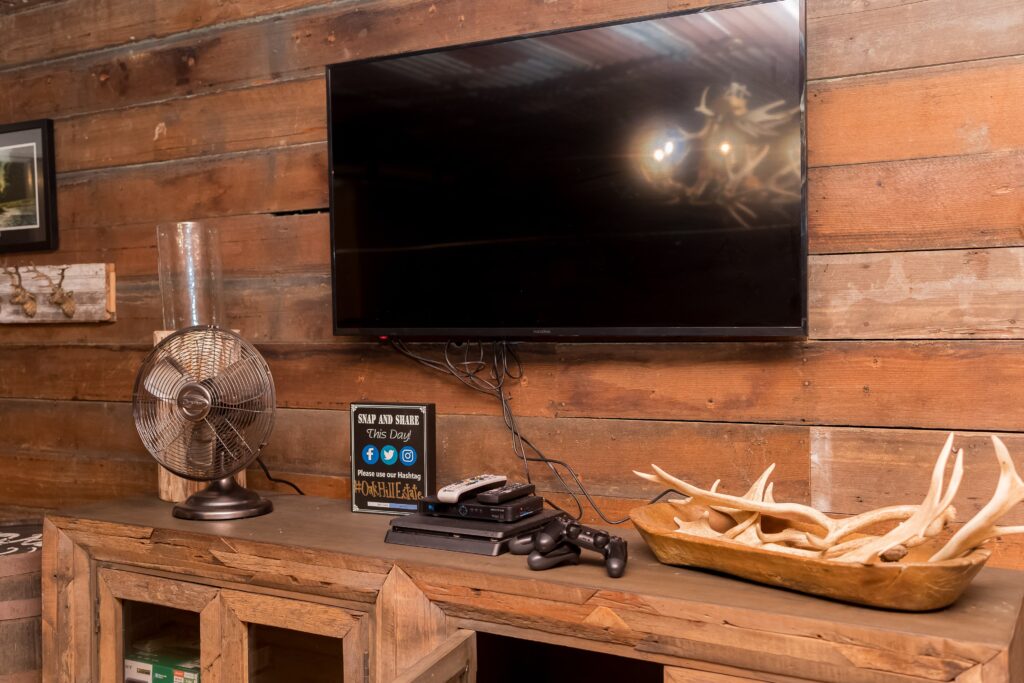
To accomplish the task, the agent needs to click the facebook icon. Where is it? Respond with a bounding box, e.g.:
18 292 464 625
361 444 380 465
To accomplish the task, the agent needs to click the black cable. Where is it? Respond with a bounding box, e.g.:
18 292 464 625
256 456 305 495
390 339 681 524
392 339 585 517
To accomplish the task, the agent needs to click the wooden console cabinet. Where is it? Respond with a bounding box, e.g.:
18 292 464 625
43 495 1024 682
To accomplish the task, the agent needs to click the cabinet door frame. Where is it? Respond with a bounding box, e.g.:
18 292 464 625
97 568 368 683
219 588 369 682
392 630 476 683
97 568 217 683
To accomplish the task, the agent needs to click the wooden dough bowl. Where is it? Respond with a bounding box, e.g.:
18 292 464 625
630 502 990 611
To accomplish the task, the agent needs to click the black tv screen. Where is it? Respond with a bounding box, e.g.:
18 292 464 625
328 0 806 338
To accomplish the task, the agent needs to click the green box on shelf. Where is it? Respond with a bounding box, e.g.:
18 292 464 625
124 648 201 683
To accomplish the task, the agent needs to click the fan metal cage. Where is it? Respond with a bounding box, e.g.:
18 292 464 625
133 325 276 481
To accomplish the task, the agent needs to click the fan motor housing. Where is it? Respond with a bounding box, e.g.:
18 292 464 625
177 383 213 421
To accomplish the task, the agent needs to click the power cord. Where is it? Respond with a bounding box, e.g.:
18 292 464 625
256 456 305 495
391 339 684 524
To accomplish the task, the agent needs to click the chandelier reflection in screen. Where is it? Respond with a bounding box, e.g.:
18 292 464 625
637 82 800 228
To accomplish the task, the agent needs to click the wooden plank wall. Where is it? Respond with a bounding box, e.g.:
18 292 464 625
2 0 1024 566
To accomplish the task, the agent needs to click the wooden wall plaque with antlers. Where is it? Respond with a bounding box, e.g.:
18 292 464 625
0 263 115 323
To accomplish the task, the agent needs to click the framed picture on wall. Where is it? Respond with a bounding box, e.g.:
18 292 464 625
0 119 58 253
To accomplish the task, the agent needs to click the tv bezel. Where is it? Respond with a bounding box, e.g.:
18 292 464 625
327 0 807 340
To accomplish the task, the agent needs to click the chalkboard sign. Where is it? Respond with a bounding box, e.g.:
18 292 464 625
350 402 436 514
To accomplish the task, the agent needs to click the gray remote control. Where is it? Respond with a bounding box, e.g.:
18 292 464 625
437 474 507 503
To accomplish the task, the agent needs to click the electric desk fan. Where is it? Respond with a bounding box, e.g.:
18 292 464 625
133 325 276 520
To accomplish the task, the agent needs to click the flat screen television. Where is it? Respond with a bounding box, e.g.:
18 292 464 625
328 0 806 339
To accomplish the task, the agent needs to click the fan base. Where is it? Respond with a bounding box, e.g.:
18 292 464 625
173 477 273 521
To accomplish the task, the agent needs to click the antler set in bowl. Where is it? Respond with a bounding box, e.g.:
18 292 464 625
630 434 1019 610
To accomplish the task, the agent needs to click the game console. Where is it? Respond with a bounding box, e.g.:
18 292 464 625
385 509 563 556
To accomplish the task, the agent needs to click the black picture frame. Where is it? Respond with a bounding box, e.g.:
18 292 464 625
0 119 58 253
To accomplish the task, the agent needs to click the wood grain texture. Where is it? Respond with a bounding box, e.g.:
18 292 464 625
0 449 153 509
96 571 121 683
0 398 348 508
375 566 452 682
221 589 357 638
807 0 1024 79
0 0 330 68
54 78 326 173
664 665 769 682
808 56 1024 168
0 212 328 284
0 536 41 681
99 567 217 611
45 495 1024 682
4 341 1024 432
1 0 1019 122
6 245 1024 346
809 248 1024 339
40 521 92 683
6 0 1024 591
0 0 60 14
393 629 476 683
810 428 1024 524
437 414 810 503
809 150 1024 253
31 23 1024 176
199 595 227 683
38 141 1024 260
218 593 249 682
0 0 715 123
57 144 327 232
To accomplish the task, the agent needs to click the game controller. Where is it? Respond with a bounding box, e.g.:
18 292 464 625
527 543 581 570
520 514 628 578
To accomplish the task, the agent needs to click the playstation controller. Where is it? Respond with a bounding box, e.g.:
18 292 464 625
521 514 627 578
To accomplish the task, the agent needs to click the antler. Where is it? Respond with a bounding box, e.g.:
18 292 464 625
830 434 963 564
639 433 1024 564
637 463 835 532
637 432 983 563
930 436 1024 562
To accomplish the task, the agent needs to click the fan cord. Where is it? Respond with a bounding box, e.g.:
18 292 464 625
256 457 305 495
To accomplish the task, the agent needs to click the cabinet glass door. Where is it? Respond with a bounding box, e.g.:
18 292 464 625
218 590 367 682
97 568 217 683
249 623 344 681
97 568 368 683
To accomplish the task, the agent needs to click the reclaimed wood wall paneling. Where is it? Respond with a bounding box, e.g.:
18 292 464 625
2 0 1024 567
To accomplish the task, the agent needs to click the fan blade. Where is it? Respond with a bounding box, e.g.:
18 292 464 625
187 421 217 471
143 356 191 400
206 356 266 404
147 411 192 453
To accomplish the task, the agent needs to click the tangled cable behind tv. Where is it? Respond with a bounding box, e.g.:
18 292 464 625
390 339 679 523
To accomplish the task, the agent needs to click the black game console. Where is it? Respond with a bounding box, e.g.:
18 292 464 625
418 494 544 522
385 509 563 556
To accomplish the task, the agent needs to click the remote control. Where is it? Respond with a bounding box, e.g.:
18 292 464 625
436 474 507 503
476 482 535 505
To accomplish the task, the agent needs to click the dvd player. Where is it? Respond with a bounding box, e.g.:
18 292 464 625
418 494 543 522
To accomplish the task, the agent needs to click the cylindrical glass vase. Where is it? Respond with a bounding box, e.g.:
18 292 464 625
156 221 225 330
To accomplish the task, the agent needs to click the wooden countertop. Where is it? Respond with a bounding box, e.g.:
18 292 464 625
53 493 1023 647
